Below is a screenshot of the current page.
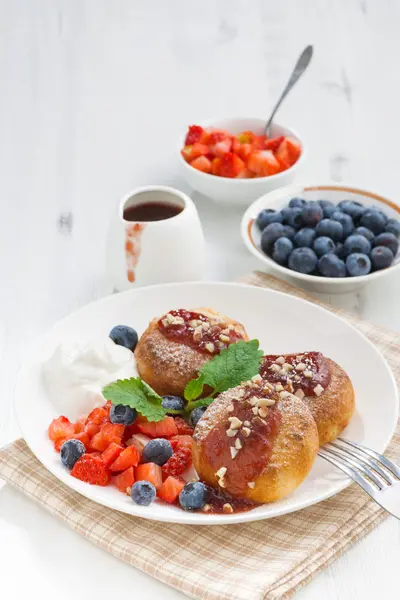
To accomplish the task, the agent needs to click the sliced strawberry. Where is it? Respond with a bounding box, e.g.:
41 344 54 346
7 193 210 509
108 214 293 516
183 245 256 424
285 137 302 164
181 145 193 162
236 167 254 179
54 437 66 452
101 423 125 445
252 135 267 150
126 433 149 459
232 139 252 161
135 463 163 490
71 454 110 486
275 137 301 170
203 129 228 146
162 446 192 479
85 421 101 438
219 153 245 178
101 442 124 467
89 431 109 453
265 135 285 152
190 142 209 159
104 400 112 418
170 435 194 451
213 137 232 157
74 417 87 434
236 131 256 144
137 416 178 439
190 156 212 174
90 451 102 458
113 467 135 493
48 416 75 442
110 446 140 472
185 125 204 146
211 157 222 176
247 150 281 176
72 432 90 449
157 476 185 504
174 416 194 436
86 407 108 426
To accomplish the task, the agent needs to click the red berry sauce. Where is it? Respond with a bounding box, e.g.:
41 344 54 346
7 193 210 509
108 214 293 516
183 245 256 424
260 352 330 396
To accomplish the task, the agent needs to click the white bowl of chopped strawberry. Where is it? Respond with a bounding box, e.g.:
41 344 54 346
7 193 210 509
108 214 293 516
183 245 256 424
179 117 305 206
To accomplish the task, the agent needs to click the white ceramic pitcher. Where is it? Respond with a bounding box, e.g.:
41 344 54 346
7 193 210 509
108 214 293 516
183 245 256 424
106 186 205 292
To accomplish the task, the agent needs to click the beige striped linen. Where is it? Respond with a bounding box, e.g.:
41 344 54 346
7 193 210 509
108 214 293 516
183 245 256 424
0 272 399 600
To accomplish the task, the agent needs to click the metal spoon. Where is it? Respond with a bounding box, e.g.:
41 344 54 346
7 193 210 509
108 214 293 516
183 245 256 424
265 45 313 136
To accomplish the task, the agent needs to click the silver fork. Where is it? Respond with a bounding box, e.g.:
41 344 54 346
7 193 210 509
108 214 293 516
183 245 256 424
318 437 400 519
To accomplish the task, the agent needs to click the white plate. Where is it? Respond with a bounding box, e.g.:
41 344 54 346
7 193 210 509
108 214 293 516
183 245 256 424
15 282 398 525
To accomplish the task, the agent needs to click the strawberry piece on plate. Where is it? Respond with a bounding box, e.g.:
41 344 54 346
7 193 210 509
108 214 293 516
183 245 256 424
109 446 140 472
157 476 185 504
190 142 209 159
162 446 192 479
86 407 108 426
185 125 204 146
190 156 212 173
135 463 163 490
101 422 125 445
211 157 222 176
89 431 109 453
170 435 193 451
85 421 101 438
232 139 252 161
71 454 111 486
252 135 267 150
247 150 281 176
174 416 194 436
48 416 75 442
74 417 87 434
72 432 90 449
219 153 245 178
265 135 285 152
101 442 124 467
236 167 254 179
213 137 232 157
113 467 135 493
275 137 301 169
137 416 178 439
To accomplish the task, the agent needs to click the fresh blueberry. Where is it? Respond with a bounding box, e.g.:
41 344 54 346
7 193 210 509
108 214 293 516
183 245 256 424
190 406 207 427
294 227 317 248
370 246 394 270
318 254 347 278
282 207 303 229
360 209 386 234
346 253 372 277
282 225 296 240
131 481 156 506
60 439 86 470
289 197 306 209
373 232 399 257
260 223 285 254
315 218 344 242
370 207 389 223
343 234 372 257
301 202 323 227
385 218 400 238
142 438 173 466
179 482 208 511
110 404 137 426
338 200 365 222
256 209 283 231
272 237 293 265
331 211 354 238
318 200 336 218
288 247 318 274
313 236 335 257
334 242 346 259
109 325 138 352
161 395 186 414
354 226 375 243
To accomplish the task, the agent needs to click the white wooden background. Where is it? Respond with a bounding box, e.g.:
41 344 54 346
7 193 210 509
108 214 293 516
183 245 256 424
1 1 400 598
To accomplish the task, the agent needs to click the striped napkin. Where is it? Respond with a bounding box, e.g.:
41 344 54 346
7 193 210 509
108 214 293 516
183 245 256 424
1 272 399 600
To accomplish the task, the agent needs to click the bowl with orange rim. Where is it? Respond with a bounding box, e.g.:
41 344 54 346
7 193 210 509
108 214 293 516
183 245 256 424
241 183 400 293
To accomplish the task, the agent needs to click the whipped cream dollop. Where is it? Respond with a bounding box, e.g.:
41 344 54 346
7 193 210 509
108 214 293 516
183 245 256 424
42 338 136 421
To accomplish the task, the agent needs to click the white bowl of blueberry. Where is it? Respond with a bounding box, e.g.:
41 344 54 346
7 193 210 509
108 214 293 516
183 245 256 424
241 184 400 293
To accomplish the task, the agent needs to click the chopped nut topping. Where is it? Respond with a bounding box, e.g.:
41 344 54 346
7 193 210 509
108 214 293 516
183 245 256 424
295 388 305 400
247 482 255 489
252 406 259 415
294 375 301 382
279 368 288 376
243 420 250 427
219 479 226 488
227 324 235 331
282 363 294 371
219 334 230 343
166 313 175 324
296 362 306 372
205 342 215 353
203 504 211 513
215 467 227 479
221 328 230 335
223 503 234 513
226 428 238 437
242 427 251 437
257 397 275 407
264 382 274 391
314 384 324 396
193 327 203 342
161 318 169 327
279 390 291 399
251 374 262 384
275 356 285 365
258 407 268 419
296 355 304 361
189 319 200 328
235 438 242 450
248 397 258 407
304 370 313 378
201 321 210 331
270 363 281 373
230 447 238 459
228 416 242 429
227 404 234 413
275 383 284 392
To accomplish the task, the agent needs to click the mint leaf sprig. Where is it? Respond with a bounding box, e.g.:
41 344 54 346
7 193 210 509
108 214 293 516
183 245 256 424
102 377 166 422
184 339 264 409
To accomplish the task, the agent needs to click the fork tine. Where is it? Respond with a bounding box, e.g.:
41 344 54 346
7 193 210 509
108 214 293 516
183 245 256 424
329 441 396 484
318 449 376 496
321 446 385 489
337 438 400 479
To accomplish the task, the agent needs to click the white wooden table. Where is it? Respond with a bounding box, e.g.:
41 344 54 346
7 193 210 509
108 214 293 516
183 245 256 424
1 1 400 598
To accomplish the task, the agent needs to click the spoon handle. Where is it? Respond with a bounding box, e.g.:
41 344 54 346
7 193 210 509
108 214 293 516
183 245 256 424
265 45 313 136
